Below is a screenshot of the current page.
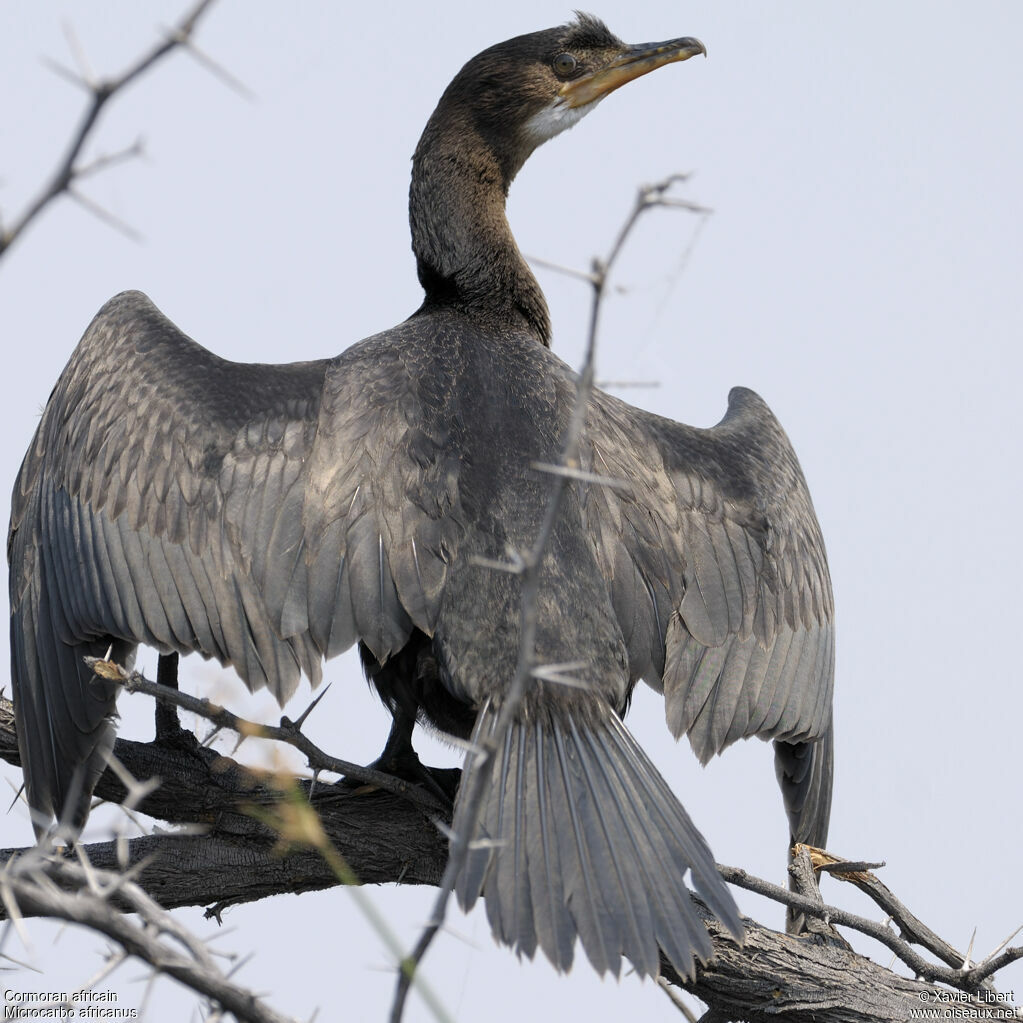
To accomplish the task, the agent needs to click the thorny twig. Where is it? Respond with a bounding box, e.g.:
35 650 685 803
0 848 299 1023
657 976 701 1021
0 0 222 260
85 657 450 816
718 863 1023 995
794 846 1013 994
388 174 712 1023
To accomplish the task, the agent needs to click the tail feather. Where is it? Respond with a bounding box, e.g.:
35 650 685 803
570 719 659 976
587 721 714 969
548 725 617 973
526 720 575 967
455 697 742 979
490 722 537 959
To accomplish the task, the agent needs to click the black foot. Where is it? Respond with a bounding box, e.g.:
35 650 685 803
344 713 458 806
360 746 456 805
152 651 199 752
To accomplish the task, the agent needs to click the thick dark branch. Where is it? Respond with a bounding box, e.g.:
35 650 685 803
0 687 449 894
0 0 218 260
668 905 1019 1023
0 694 451 901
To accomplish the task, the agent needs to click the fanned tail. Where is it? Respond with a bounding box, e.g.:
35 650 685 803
454 697 743 979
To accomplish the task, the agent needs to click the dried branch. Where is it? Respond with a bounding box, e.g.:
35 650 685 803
86 656 450 816
719 863 1023 995
0 849 300 1023
804 847 989 974
796 847 1021 992
0 0 220 261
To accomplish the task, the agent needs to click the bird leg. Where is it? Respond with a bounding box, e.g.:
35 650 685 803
154 652 181 739
351 637 459 805
152 651 200 756
343 703 456 806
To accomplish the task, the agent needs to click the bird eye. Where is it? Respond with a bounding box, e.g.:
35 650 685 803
553 52 578 77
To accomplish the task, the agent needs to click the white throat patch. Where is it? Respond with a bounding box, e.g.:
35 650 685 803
522 96 605 148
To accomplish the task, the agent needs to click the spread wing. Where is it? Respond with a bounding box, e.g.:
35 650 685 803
9 291 458 826
583 385 835 845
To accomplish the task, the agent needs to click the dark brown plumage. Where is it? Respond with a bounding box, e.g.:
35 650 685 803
9 16 833 980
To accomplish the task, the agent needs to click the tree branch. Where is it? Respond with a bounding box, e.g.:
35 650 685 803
0 692 1019 1022
1 850 300 1023
87 656 450 815
0 0 220 261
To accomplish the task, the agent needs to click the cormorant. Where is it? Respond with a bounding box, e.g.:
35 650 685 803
9 15 834 980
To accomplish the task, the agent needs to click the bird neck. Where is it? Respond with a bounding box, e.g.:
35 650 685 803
409 118 551 346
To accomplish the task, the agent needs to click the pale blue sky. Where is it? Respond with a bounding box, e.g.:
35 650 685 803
1 3 1020 1020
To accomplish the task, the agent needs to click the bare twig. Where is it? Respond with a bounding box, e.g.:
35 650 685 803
657 976 701 1021
0 849 299 1023
388 174 711 1023
796 845 1007 990
0 0 221 260
816 859 886 875
74 139 146 180
594 379 661 389
718 862 1023 995
530 460 634 490
85 657 449 816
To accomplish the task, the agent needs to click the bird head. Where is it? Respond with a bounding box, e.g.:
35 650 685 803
425 14 706 185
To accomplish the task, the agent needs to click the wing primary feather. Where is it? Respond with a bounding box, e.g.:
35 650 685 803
87 502 128 636
759 628 805 737
807 624 834 739
772 627 818 740
325 555 358 659
683 644 728 763
746 626 794 736
69 493 103 634
714 636 758 751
